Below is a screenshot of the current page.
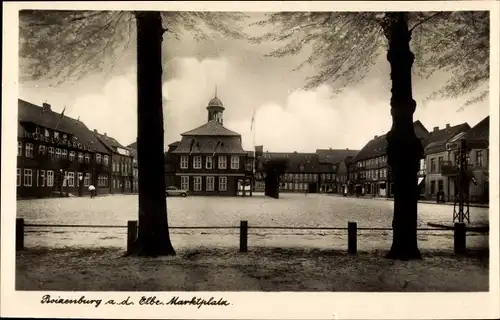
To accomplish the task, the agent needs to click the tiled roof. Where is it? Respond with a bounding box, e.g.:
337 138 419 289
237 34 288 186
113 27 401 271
181 120 240 136
18 99 109 154
172 136 246 154
352 120 429 162
94 131 129 153
127 142 137 149
315 149 360 164
424 123 470 154
465 116 489 141
261 152 320 173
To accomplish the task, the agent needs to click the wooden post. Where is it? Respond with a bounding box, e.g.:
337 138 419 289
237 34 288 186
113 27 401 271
348 221 357 254
127 220 138 253
454 222 466 254
16 218 24 251
240 220 248 252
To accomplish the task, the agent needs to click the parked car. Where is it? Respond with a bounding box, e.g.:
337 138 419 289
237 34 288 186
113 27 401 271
166 186 188 197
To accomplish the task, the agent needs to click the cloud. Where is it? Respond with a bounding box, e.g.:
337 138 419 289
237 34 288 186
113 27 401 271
225 84 395 152
162 57 230 143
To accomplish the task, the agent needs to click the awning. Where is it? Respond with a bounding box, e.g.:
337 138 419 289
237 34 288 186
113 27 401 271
418 177 425 185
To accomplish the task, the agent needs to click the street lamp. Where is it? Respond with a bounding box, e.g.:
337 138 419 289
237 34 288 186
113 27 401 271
79 175 84 197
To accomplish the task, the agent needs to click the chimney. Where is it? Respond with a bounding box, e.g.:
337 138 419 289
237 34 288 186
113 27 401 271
446 123 450 129
433 126 439 132
93 129 98 133
104 133 107 137
346 148 349 150
374 135 378 139
42 103 51 112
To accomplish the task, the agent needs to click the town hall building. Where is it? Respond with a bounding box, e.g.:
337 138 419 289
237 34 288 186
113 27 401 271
167 93 253 196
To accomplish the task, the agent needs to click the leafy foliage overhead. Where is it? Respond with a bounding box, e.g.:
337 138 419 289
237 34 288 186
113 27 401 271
251 11 489 106
19 10 247 84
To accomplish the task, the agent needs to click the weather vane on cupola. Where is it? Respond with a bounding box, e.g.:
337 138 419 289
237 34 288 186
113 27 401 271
207 84 225 125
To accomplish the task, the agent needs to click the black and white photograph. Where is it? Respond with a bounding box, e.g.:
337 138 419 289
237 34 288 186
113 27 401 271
2 1 499 319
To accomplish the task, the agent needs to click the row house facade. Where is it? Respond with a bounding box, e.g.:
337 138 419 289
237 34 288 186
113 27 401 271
351 121 430 197
437 117 489 203
17 99 112 198
94 131 134 194
126 142 139 193
422 123 471 201
168 94 253 196
256 152 321 193
316 148 360 193
336 155 356 194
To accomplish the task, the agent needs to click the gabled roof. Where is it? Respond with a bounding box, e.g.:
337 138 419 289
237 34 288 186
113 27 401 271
261 152 320 173
127 142 137 150
353 120 429 162
94 131 128 153
424 122 470 154
18 99 109 154
465 116 489 141
172 135 246 154
181 120 240 137
315 149 360 164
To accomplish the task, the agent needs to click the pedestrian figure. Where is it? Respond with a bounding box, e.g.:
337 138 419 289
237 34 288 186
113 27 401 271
88 184 96 198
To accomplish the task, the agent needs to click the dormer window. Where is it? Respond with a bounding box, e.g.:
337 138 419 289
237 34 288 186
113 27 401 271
45 129 50 137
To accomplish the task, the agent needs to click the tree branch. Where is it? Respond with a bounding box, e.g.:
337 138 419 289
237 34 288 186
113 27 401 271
409 12 443 33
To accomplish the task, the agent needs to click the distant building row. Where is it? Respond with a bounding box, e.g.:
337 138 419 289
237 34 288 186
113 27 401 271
17 99 136 199
252 118 489 203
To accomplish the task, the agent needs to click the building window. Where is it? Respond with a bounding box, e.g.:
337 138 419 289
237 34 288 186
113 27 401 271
438 157 444 171
47 147 54 159
23 169 32 187
218 156 227 169
61 149 67 159
430 158 436 173
206 176 215 191
180 156 189 169
78 153 84 163
68 172 75 187
96 153 101 164
47 171 54 187
38 170 46 187
103 155 109 166
205 156 213 169
181 176 189 190
55 148 61 159
44 128 50 137
193 176 202 191
25 143 34 158
54 131 59 139
38 145 46 155
17 168 21 186
112 162 116 172
430 180 436 195
18 141 22 156
219 176 227 191
69 151 75 161
231 156 240 169
476 150 484 167
193 156 202 169
85 153 90 163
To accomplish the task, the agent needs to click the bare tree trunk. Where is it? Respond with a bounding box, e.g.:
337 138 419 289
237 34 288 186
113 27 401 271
384 13 424 260
132 11 175 256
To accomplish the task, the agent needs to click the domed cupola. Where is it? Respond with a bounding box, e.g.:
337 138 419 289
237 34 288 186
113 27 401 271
207 85 225 125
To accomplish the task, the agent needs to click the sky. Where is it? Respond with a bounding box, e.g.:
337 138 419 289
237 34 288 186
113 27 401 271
18 12 490 153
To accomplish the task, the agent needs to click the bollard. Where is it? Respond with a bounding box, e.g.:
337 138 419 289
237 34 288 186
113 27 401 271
16 218 24 251
348 221 357 255
240 220 248 252
454 222 466 254
127 220 138 254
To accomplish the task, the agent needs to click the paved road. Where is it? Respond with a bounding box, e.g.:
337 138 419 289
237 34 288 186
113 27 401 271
16 193 489 250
